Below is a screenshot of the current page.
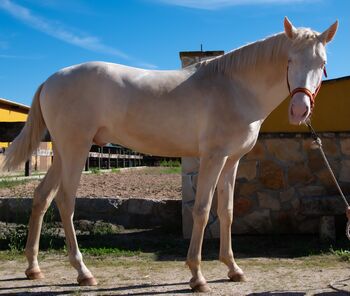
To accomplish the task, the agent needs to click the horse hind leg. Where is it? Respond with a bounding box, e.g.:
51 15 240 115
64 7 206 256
54 140 97 286
25 148 61 280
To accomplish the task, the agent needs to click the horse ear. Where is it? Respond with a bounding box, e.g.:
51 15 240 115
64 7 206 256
284 17 297 39
319 20 338 44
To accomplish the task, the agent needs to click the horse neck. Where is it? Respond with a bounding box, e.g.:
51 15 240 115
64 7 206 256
224 33 291 120
240 58 289 119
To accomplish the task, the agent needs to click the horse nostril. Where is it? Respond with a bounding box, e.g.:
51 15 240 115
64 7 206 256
302 109 308 117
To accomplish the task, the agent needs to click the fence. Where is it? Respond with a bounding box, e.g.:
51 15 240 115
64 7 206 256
0 122 144 175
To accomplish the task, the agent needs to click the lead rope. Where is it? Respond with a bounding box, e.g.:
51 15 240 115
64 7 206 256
305 119 350 240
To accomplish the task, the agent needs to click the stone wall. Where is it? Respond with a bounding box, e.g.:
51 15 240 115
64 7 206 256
182 133 350 238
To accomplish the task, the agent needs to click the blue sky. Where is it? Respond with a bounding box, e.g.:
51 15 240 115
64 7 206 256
0 0 349 106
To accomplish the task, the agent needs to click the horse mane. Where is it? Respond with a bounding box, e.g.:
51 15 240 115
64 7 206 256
197 28 319 78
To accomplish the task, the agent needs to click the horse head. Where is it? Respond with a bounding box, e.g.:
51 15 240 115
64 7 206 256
284 17 338 125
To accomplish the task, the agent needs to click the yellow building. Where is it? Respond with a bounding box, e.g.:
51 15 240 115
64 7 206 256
262 76 350 132
0 98 52 172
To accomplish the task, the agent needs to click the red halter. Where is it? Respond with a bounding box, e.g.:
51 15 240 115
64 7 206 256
287 65 327 112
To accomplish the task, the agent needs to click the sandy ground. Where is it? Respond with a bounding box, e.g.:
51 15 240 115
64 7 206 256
0 167 182 199
1 254 350 295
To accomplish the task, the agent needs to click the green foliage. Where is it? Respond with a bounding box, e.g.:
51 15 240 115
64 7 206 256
90 221 122 236
159 159 181 168
160 167 181 174
7 224 27 252
330 247 350 261
81 247 141 257
41 206 61 249
111 168 121 173
90 168 101 174
159 159 181 174
0 179 27 189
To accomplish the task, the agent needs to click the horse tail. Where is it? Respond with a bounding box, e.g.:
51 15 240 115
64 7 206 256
3 83 46 171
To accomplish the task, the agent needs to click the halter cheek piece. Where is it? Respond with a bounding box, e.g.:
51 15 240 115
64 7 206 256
287 64 327 112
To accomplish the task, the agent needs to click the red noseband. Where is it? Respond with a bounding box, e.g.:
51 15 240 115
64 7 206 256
287 65 327 112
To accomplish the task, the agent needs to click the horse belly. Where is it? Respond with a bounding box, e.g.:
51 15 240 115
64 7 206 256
94 123 199 157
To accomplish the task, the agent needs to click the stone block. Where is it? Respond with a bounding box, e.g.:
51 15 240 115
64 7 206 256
265 138 303 163
182 202 194 239
232 217 251 234
237 161 257 181
307 150 324 172
244 209 273 234
182 175 196 202
257 192 280 211
234 197 253 217
321 138 339 157
238 182 259 197
291 198 300 210
259 160 285 190
298 186 326 197
316 168 334 188
339 160 350 182
206 217 220 238
340 138 350 156
128 199 153 215
297 217 319 233
280 188 295 203
245 141 266 160
181 157 199 174
319 216 336 242
287 164 314 185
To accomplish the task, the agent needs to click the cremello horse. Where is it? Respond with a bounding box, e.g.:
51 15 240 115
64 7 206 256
3 18 338 292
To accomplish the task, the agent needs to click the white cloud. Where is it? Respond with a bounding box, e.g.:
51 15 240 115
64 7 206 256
0 0 129 59
155 0 315 10
137 62 159 69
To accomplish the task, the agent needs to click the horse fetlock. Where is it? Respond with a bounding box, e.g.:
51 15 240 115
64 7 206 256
186 257 201 270
219 255 234 266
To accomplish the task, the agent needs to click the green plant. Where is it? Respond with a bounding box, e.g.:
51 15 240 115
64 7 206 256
160 167 181 174
90 168 101 174
41 206 61 249
159 159 181 168
330 247 350 261
81 247 141 257
0 179 28 189
111 168 120 173
8 224 28 252
90 221 122 236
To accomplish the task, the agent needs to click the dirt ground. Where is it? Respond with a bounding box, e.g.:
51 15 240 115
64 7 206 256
1 253 350 295
0 167 182 199
1 168 350 295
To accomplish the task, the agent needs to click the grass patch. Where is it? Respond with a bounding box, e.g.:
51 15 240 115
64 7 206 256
111 168 121 173
81 247 142 257
330 247 350 261
159 167 181 174
0 179 28 189
159 159 181 168
90 168 101 174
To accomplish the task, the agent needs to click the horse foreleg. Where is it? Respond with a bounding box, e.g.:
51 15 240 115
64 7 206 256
186 154 227 292
217 157 246 282
54 143 97 286
25 154 61 280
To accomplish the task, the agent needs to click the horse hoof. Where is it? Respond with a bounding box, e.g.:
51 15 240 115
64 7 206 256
190 277 211 293
191 283 211 293
25 269 44 280
228 271 247 282
78 276 98 286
